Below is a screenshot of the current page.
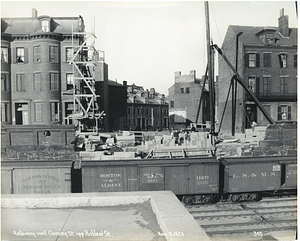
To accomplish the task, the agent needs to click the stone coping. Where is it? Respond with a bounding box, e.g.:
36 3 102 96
2 191 211 241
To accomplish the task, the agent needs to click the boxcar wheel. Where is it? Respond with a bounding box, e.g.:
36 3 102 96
231 194 239 202
182 196 194 205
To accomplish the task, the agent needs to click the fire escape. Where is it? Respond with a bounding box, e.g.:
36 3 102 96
65 28 105 134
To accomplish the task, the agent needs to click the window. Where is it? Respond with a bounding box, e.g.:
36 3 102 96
50 73 59 90
248 77 256 94
1 102 10 122
50 102 59 121
16 74 25 91
66 47 73 62
294 54 297 68
186 87 190 93
180 88 184 93
49 46 58 62
246 53 260 67
280 77 288 94
249 54 256 67
66 73 74 90
1 73 9 92
41 20 50 32
1 47 8 63
266 33 274 45
138 108 141 115
279 54 287 68
33 46 41 62
277 105 291 120
128 108 131 115
170 101 174 108
263 77 270 95
263 53 271 68
35 102 43 122
17 47 25 63
33 73 41 91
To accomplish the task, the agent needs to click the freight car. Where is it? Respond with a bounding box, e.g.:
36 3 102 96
219 155 297 202
80 157 220 204
79 155 297 205
1 161 73 194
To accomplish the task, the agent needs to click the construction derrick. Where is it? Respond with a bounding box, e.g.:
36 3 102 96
66 29 104 134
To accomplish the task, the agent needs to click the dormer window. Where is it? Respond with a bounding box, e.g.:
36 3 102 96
256 29 276 45
38 16 52 32
41 20 50 32
266 33 274 45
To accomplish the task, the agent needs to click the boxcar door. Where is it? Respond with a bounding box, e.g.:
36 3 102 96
139 166 164 191
164 166 188 194
285 163 297 189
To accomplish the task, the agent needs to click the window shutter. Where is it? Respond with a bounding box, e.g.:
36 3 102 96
24 48 28 63
256 77 260 95
277 106 282 120
64 47 67 62
288 106 291 120
245 53 249 67
278 55 283 68
263 53 267 67
12 48 16 63
8 48 11 64
256 53 260 67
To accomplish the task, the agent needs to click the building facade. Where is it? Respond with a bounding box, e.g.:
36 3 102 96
127 85 169 131
1 9 87 126
168 70 210 130
1 9 110 130
96 79 127 131
218 9 297 134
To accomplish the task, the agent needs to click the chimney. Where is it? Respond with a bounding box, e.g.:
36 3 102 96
175 71 181 77
32 8 38 18
150 88 155 95
278 8 289 37
190 70 196 82
123 80 127 87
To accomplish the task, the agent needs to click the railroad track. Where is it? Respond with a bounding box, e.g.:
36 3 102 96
185 197 297 240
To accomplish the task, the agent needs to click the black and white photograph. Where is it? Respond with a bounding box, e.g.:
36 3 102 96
1 1 298 240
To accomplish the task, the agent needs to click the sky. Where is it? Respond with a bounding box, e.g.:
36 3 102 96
1 1 298 95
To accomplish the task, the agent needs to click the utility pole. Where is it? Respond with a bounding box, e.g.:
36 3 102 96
205 1 215 152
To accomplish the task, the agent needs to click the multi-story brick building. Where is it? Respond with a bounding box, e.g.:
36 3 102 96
1 9 110 129
168 70 210 130
127 84 169 131
1 9 86 125
218 9 297 134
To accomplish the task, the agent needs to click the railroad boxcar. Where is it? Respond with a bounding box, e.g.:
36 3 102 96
1 161 73 194
81 157 220 204
219 155 297 202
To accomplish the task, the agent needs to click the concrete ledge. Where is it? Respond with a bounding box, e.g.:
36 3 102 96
2 192 149 208
2 191 211 241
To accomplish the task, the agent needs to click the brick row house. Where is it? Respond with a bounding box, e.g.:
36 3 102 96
218 9 297 134
1 9 169 133
127 84 169 131
1 9 88 126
